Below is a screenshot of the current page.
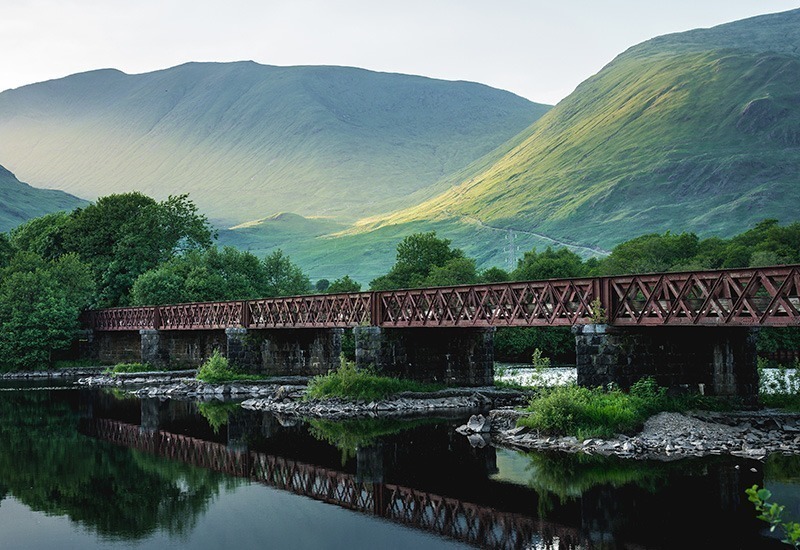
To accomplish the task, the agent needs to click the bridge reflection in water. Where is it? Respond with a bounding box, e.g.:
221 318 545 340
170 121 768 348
82 417 584 550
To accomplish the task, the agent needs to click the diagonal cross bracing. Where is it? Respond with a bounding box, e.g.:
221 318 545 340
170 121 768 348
83 265 800 330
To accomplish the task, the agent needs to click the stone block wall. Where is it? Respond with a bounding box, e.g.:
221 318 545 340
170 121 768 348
354 326 494 386
574 324 759 402
91 331 142 365
141 329 226 369
226 328 343 376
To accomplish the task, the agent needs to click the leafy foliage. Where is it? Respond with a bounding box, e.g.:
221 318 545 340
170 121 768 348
9 212 71 260
369 231 473 290
519 377 689 440
305 355 443 402
9 192 216 308
326 275 362 293
0 252 94 371
746 485 800 548
513 246 587 280
597 232 700 275
262 249 311 297
131 246 291 305
195 350 264 383
493 326 573 364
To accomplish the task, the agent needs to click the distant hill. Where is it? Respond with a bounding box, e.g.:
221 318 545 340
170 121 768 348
0 62 549 226
0 164 87 233
350 8 800 252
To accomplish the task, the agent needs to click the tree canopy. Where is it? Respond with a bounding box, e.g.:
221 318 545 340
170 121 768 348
369 231 475 290
0 252 95 370
131 247 311 305
11 192 216 307
513 247 587 280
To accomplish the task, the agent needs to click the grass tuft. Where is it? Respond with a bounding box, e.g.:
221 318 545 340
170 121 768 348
103 362 157 376
305 355 444 402
517 376 726 440
195 350 265 383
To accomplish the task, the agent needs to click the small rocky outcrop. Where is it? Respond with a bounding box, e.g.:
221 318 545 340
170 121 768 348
462 409 800 460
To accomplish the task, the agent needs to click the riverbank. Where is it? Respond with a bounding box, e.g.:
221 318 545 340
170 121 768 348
5 367 800 460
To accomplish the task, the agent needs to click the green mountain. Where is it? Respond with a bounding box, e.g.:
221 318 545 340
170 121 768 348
0 164 87 233
0 62 548 226
346 8 800 253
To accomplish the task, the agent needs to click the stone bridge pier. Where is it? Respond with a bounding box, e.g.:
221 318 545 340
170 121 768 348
87 328 344 375
573 324 759 404
353 326 495 386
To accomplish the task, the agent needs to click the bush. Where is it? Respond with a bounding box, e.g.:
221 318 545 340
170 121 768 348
518 377 677 440
305 355 443 402
195 350 264 383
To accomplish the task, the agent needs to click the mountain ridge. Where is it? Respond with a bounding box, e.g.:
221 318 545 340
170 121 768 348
0 61 549 226
347 8 800 253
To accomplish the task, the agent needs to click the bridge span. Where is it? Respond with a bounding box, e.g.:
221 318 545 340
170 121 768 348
80 265 800 399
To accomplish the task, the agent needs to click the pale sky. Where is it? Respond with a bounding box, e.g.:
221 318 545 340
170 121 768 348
2 0 799 105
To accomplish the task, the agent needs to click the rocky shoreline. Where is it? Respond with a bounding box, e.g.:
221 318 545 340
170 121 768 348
479 408 800 461
7 368 800 461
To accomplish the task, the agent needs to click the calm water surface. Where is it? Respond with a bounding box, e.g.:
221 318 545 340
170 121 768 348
0 380 798 550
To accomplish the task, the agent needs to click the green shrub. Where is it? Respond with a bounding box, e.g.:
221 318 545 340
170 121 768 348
629 376 667 401
531 348 551 368
196 350 264 383
305 355 443 402
518 377 676 440
493 326 574 363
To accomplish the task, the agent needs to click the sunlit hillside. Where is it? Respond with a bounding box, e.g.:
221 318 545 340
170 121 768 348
346 8 800 251
0 62 549 226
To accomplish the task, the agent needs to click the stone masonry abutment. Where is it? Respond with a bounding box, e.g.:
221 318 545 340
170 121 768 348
573 324 759 404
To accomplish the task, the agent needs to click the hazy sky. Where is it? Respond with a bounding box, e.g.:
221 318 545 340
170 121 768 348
3 0 799 104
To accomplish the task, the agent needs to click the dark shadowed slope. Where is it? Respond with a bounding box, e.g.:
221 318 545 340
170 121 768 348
0 164 87 233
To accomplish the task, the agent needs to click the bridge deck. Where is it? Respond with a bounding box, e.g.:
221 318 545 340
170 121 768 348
82 264 800 330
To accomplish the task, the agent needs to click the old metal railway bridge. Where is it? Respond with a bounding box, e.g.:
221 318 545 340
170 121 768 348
81 264 800 398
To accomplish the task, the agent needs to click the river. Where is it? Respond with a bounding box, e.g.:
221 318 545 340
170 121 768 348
0 379 798 549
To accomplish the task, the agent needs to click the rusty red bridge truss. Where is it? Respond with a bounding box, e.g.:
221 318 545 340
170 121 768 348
82 264 800 331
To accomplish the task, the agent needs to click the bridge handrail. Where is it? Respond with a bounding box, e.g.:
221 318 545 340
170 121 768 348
81 264 800 330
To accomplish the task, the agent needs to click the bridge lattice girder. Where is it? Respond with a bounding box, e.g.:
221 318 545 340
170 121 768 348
82 265 800 330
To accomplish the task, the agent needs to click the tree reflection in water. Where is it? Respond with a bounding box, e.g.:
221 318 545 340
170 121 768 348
0 391 236 539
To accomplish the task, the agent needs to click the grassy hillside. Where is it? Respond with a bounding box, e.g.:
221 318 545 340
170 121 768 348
347 8 800 252
0 62 549 226
217 213 606 285
0 165 87 233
